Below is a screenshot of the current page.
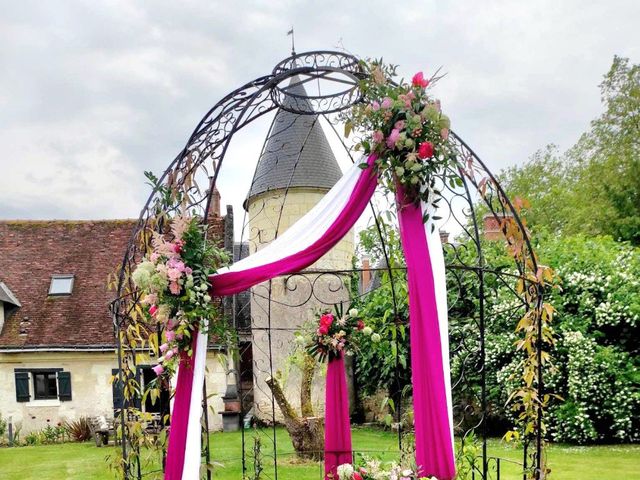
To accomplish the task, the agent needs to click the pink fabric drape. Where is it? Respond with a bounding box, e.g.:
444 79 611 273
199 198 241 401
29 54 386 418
164 153 455 478
396 190 456 480
324 354 352 479
165 335 199 480
208 156 378 296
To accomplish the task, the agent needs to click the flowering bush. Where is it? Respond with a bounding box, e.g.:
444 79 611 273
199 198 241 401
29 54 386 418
343 60 457 214
131 215 230 377
336 460 437 480
304 305 374 363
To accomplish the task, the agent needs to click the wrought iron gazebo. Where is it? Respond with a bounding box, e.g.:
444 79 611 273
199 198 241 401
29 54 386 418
111 50 546 480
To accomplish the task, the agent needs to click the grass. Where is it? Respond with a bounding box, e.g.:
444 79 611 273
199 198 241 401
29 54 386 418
0 427 638 479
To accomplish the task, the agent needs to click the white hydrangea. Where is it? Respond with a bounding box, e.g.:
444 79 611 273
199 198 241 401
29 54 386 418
337 463 354 480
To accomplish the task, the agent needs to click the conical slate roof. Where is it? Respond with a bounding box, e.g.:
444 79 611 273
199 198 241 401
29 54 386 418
245 76 343 206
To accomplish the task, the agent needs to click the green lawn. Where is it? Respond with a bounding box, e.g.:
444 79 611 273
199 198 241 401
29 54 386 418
0 428 638 479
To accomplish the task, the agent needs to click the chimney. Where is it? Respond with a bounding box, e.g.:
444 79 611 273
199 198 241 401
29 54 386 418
439 230 449 244
209 187 221 218
361 257 372 293
483 213 513 241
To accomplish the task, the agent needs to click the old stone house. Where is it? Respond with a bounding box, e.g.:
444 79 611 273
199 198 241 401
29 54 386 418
0 204 231 434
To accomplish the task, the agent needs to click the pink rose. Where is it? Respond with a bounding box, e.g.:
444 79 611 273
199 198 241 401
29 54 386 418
165 349 175 360
394 120 405 130
412 71 429 88
165 330 176 342
169 281 181 295
159 343 169 353
319 313 334 327
386 128 401 149
441 128 449 140
372 130 384 145
371 101 380 111
152 364 164 376
381 97 393 109
184 267 193 275
418 141 434 159
149 305 158 317
167 268 182 282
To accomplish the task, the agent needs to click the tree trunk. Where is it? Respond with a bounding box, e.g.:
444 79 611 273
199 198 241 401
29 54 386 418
266 375 324 460
300 354 315 418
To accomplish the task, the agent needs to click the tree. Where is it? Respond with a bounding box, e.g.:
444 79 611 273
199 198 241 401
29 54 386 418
265 353 324 460
499 56 640 244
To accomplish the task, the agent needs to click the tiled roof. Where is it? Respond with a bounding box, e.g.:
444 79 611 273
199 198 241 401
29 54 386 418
0 217 229 350
245 76 343 205
0 220 138 348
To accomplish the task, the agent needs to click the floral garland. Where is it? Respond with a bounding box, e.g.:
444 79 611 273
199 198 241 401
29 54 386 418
304 305 378 363
343 60 458 219
336 460 437 480
131 215 229 377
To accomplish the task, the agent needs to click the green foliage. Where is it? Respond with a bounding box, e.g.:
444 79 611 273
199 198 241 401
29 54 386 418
353 222 411 397
0 413 7 438
499 56 640 244
355 213 639 444
483 234 639 443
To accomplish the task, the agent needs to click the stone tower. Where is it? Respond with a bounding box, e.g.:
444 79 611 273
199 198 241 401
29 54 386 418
244 76 354 419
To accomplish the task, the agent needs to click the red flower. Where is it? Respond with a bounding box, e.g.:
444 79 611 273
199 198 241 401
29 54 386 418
353 473 363 480
412 71 429 88
356 320 365 330
318 325 329 336
319 313 334 328
173 242 183 254
418 141 434 159
149 305 158 317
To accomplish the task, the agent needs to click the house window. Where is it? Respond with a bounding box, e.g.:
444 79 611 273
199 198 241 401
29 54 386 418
33 371 58 400
49 275 74 296
14 369 72 402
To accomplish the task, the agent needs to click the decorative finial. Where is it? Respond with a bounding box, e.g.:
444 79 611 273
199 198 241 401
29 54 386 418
287 27 296 56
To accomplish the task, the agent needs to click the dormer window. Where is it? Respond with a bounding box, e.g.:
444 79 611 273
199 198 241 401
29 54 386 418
49 275 74 296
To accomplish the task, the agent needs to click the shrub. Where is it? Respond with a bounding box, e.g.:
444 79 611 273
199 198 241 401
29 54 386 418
0 413 7 438
64 417 93 442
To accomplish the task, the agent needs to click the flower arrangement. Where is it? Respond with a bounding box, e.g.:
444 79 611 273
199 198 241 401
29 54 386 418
343 60 459 219
131 214 230 377
336 460 437 480
304 305 375 363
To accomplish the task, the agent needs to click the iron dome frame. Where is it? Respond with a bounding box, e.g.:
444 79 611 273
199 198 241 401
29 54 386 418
111 50 545 480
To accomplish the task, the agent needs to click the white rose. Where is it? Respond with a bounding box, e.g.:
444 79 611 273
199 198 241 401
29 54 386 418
371 333 382 343
203 294 211 303
362 326 373 336
348 308 359 318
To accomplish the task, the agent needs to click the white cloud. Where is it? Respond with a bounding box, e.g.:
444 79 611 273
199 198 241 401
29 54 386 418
0 0 638 225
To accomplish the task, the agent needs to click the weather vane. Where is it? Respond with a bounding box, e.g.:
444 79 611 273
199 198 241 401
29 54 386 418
287 26 296 55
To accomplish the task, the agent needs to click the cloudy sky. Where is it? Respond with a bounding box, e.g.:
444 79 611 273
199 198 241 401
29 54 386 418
1 0 638 224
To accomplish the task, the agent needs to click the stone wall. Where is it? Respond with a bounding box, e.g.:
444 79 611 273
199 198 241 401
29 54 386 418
0 350 227 433
246 187 354 421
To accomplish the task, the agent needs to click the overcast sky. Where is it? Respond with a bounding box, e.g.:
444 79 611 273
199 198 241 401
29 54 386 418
1 0 638 224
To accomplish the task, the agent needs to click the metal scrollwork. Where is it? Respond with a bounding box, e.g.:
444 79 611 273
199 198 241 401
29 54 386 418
112 50 544 480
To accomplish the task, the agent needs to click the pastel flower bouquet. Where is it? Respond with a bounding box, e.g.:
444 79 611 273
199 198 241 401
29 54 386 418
304 305 375 363
131 215 230 377
336 460 437 480
344 59 458 219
